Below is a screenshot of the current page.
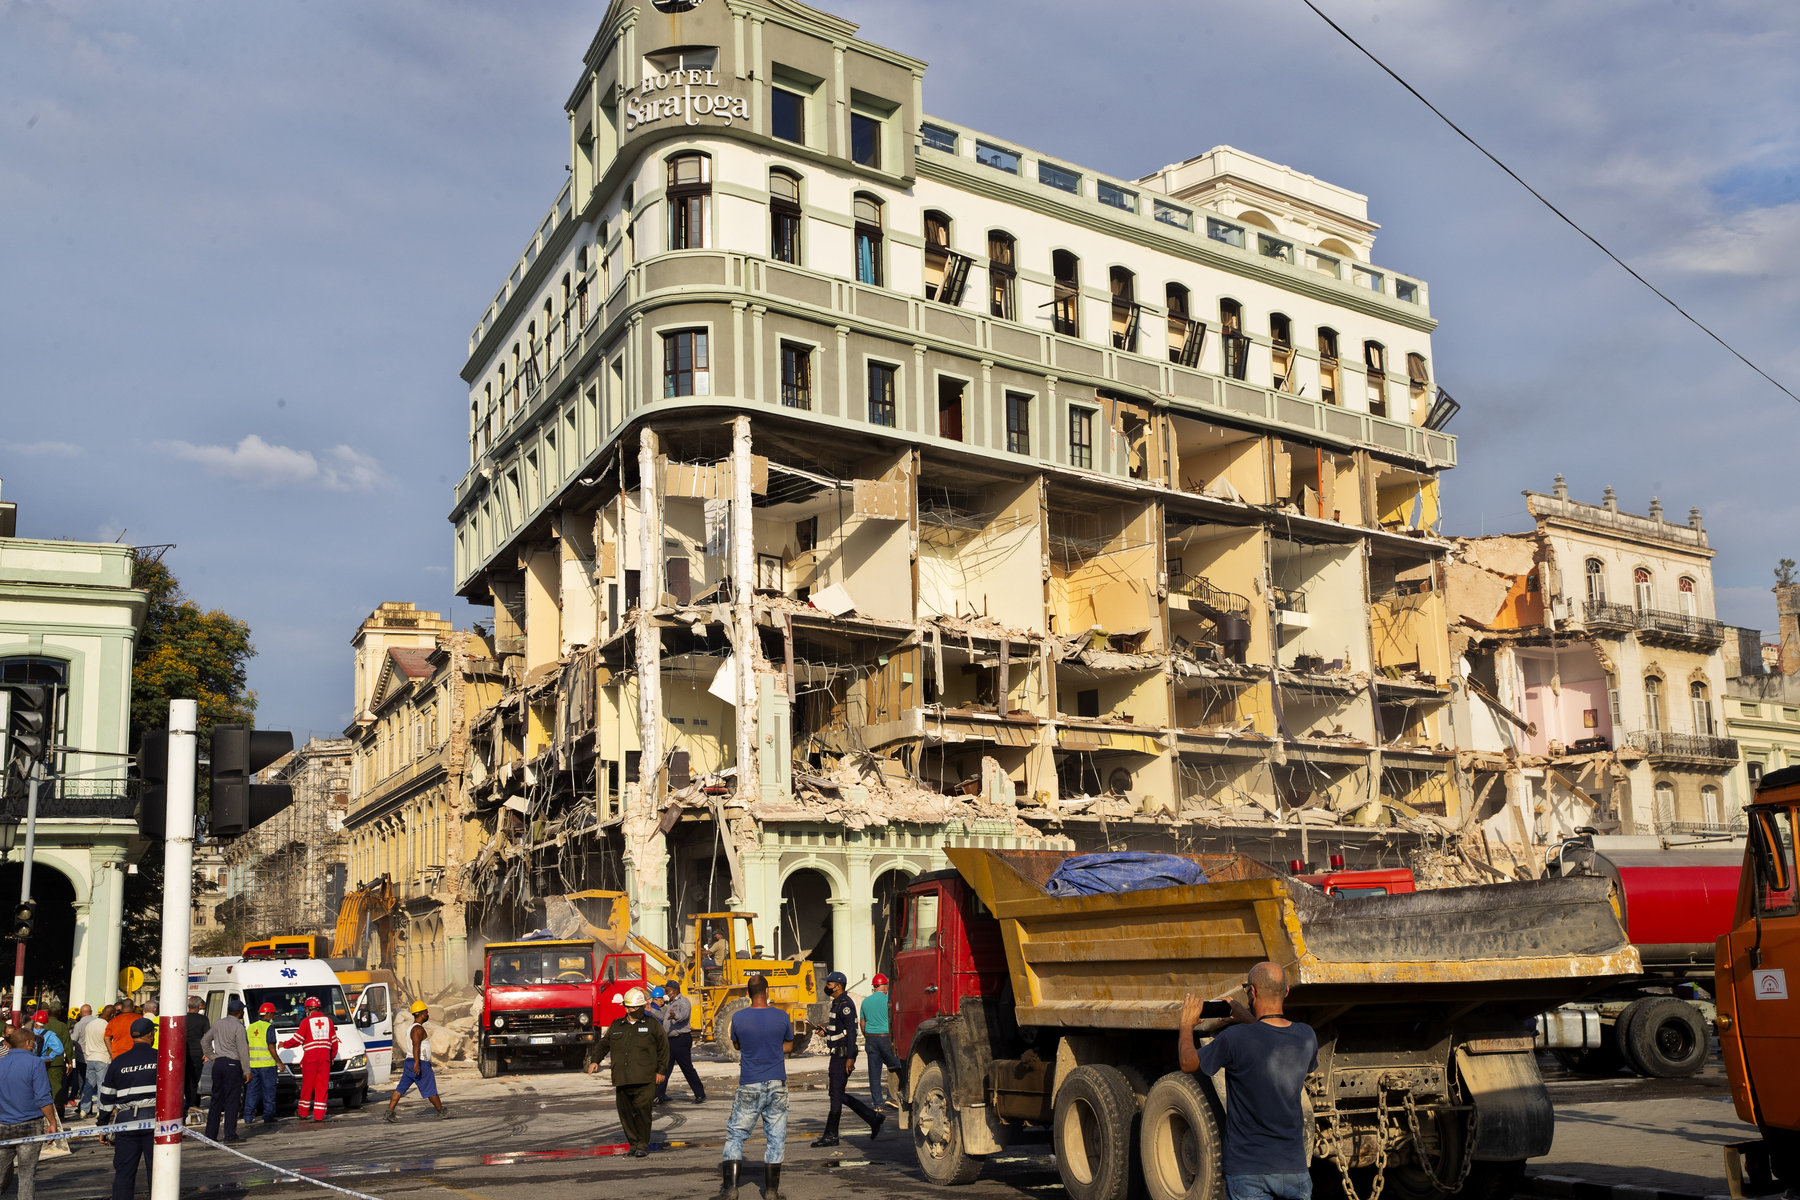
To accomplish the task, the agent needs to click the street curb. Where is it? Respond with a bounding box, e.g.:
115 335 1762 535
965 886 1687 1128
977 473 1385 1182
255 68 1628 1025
1527 1172 1738 1200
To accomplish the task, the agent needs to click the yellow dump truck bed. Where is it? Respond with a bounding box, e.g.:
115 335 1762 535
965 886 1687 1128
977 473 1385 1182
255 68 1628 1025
946 847 1641 1031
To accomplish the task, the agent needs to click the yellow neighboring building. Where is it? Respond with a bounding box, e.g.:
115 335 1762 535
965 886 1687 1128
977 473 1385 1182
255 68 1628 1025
342 604 503 998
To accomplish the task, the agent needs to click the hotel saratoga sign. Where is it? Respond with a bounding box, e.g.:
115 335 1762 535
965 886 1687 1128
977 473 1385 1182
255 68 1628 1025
625 65 749 131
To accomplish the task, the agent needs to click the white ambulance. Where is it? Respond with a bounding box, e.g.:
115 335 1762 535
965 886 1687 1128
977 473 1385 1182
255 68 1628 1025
188 956 375 1109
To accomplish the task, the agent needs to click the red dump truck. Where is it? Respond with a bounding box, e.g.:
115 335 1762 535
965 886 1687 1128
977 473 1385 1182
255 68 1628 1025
1536 834 1743 1078
894 847 1638 1200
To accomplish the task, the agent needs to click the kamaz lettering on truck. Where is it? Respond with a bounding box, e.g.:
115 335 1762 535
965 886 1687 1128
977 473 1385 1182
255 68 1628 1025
893 848 1639 1200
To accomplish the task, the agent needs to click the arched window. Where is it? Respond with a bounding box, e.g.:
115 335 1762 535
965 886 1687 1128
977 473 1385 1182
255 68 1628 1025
1585 558 1606 606
1678 576 1697 618
1317 328 1339 404
1167 284 1203 366
666 152 712 250
1109 267 1138 351
923 210 969 305
988 231 1017 320
770 170 802 265
1236 209 1278 232
854 193 884 286
1644 675 1663 732
1364 340 1388 417
1654 780 1676 829
1406 352 1430 407
1219 299 1248 380
1270 313 1294 391
1634 568 1653 611
1051 250 1080 337
1691 681 1714 735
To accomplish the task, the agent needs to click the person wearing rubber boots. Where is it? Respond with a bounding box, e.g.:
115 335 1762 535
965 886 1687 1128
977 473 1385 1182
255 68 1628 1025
280 997 337 1123
586 986 668 1157
813 972 883 1148
245 1003 280 1127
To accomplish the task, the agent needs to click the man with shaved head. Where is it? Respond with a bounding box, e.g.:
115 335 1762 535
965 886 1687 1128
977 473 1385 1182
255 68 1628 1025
1180 961 1318 1200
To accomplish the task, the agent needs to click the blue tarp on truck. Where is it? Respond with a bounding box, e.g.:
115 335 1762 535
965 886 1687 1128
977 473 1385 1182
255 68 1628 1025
1043 852 1211 897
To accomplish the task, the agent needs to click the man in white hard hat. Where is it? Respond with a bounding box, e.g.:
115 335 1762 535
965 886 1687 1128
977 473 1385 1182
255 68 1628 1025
587 986 669 1157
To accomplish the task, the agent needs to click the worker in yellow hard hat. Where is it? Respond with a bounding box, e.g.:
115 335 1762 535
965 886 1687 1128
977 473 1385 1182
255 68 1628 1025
384 1001 446 1122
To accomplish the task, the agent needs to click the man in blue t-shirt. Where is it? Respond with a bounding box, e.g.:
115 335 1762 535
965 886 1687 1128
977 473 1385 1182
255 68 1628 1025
715 974 793 1200
1179 961 1318 1200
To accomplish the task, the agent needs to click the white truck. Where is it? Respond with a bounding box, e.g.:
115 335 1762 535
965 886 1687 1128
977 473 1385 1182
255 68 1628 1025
188 956 376 1111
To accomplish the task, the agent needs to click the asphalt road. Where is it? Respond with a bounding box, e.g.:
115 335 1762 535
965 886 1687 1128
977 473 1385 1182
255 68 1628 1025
33 1052 1749 1200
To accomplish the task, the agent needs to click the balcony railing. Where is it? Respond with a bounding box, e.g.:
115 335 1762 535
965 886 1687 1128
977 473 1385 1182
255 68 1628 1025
1582 600 1637 631
1 779 139 821
1581 601 1726 647
1635 607 1727 647
1627 730 1740 764
1273 585 1308 614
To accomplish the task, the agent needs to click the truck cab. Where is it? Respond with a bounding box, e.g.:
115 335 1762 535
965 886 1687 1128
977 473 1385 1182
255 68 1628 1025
1293 866 1417 898
1718 767 1800 1188
891 870 1008 1066
475 939 601 1077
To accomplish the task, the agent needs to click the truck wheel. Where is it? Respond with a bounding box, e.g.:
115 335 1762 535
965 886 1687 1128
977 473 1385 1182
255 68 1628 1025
1053 1064 1138 1200
1624 997 1707 1078
478 1048 498 1079
1139 1073 1224 1200
715 999 749 1064
1610 998 1653 1073
912 1061 981 1186
1552 1045 1622 1076
1446 1160 1526 1200
1768 1128 1800 1187
343 1086 365 1110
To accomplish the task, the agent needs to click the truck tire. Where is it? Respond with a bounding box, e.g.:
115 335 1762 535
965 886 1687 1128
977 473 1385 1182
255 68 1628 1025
1139 1073 1224 1200
715 998 749 1064
1447 1160 1526 1200
1053 1064 1139 1200
1623 997 1707 1078
478 1047 499 1079
911 1061 982 1186
1767 1128 1800 1187
1611 998 1653 1073
343 1085 365 1110
1552 1046 1622 1077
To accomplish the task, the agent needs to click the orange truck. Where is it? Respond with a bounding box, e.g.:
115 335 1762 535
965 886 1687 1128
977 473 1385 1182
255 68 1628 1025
1717 766 1800 1192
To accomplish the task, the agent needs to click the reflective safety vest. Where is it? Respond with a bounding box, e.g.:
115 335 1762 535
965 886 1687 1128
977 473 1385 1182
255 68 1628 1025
247 1021 276 1069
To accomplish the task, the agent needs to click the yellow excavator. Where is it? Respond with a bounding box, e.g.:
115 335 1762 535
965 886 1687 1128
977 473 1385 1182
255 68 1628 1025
555 890 820 1059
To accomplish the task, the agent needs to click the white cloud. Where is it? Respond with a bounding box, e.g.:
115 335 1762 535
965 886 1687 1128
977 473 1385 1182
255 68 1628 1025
2 440 84 458
156 434 389 492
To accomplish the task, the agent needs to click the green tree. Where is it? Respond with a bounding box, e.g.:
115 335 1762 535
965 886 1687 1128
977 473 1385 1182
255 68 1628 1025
129 554 258 737
121 552 260 969
1777 559 1797 587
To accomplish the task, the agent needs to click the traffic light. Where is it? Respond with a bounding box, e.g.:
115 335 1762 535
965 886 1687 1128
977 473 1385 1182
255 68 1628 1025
3 685 54 798
209 724 294 838
136 731 168 840
8 899 36 943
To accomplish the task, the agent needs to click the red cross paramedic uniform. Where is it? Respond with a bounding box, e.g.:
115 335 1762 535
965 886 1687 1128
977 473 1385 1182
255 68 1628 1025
281 998 338 1121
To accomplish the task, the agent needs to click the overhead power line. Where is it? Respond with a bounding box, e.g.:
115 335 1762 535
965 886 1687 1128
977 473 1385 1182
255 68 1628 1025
1300 0 1800 406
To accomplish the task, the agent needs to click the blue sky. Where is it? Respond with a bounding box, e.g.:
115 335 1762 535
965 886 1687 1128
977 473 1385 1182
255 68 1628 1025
4 0 1798 739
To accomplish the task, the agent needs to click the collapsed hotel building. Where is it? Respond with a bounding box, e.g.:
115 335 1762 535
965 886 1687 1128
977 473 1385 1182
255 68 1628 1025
446 0 1475 984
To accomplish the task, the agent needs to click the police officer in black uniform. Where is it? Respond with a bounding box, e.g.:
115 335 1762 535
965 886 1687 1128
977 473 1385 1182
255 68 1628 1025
813 971 883 1147
587 987 670 1157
